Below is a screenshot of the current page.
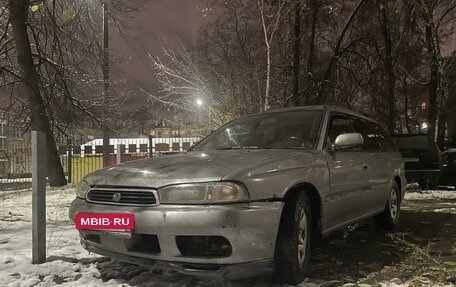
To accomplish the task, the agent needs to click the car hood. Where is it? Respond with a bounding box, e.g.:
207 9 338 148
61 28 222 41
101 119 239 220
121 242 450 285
84 149 314 188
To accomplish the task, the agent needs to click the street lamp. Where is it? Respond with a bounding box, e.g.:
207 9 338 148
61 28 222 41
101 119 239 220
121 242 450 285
196 99 203 107
421 122 428 130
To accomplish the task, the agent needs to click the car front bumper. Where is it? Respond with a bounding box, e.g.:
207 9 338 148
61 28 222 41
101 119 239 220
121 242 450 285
69 197 283 279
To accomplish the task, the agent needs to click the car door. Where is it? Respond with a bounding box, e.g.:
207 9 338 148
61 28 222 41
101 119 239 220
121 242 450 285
350 117 390 213
369 121 402 205
324 113 370 230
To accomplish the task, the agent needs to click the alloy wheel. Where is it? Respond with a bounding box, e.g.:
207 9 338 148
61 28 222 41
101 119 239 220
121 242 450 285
297 209 308 266
389 188 398 220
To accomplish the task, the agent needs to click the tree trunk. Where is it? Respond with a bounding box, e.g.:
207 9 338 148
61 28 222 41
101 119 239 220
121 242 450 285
378 1 396 133
264 45 271 111
403 78 412 133
307 0 318 105
426 27 438 139
291 0 302 106
8 0 67 186
446 54 456 148
258 0 283 111
102 1 110 168
436 110 446 150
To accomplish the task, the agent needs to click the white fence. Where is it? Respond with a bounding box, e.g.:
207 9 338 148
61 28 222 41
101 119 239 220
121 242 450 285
76 137 201 156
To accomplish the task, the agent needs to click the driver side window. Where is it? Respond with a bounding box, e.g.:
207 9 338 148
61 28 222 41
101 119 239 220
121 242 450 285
328 115 356 145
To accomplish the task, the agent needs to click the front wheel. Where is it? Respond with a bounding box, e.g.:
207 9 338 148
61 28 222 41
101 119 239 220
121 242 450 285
374 182 400 232
274 192 312 285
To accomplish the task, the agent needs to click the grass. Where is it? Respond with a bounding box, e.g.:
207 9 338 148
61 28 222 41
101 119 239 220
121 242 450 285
385 233 456 286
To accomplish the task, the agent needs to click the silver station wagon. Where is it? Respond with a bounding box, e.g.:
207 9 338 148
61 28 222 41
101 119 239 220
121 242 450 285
69 105 406 285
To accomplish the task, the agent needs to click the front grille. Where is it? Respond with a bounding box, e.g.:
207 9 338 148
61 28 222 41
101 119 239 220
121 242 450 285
87 187 158 206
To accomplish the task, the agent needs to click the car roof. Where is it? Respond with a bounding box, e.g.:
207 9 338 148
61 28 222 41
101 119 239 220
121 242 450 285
259 105 378 123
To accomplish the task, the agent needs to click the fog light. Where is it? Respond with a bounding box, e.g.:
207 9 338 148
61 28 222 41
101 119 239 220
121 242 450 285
175 236 232 257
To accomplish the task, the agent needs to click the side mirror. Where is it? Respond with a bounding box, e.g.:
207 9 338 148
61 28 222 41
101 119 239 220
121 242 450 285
333 133 364 150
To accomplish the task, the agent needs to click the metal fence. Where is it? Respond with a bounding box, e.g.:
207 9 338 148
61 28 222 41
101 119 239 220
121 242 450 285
66 136 200 184
0 140 32 180
0 136 200 189
0 139 33 190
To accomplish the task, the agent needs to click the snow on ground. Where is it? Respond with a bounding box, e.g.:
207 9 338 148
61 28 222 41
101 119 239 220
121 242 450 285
405 189 456 200
0 187 109 286
403 188 456 214
0 186 455 287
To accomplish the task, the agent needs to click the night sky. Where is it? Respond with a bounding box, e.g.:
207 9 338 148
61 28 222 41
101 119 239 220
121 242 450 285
112 1 455 111
110 0 208 108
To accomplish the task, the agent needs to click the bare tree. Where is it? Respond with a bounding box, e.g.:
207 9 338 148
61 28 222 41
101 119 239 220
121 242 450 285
8 0 66 186
377 0 396 133
149 0 455 146
291 0 302 106
418 0 456 146
258 0 284 111
316 0 367 105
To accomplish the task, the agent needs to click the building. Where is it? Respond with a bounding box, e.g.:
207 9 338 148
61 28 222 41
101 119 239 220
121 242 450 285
149 119 199 138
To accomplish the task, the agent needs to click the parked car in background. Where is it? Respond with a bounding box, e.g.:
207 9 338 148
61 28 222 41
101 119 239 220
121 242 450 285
70 106 406 285
391 134 441 190
439 149 456 188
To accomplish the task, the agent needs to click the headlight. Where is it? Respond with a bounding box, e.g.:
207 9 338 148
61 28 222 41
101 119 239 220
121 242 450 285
76 180 91 199
158 182 249 204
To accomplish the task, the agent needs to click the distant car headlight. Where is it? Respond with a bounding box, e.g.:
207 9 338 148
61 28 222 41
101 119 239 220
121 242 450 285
76 180 91 199
158 182 249 204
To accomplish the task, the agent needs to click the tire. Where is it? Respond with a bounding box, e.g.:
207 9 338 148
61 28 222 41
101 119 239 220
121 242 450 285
374 182 400 232
274 192 312 285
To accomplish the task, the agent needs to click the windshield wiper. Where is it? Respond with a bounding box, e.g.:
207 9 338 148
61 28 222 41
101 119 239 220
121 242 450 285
216 146 260 150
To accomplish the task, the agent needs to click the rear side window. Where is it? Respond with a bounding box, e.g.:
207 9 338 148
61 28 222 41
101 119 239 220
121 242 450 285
350 117 381 151
369 123 396 151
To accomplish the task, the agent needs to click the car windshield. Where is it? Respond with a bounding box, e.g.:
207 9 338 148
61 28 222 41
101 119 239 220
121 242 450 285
192 110 323 151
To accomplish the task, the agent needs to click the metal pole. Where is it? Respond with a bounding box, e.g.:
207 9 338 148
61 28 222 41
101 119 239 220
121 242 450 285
102 1 110 167
32 131 46 264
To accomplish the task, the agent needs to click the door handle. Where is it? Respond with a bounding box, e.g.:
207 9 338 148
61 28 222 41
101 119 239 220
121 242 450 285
362 164 368 170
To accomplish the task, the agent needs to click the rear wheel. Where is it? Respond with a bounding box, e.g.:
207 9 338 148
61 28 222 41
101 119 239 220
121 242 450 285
374 182 400 232
274 192 312 285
